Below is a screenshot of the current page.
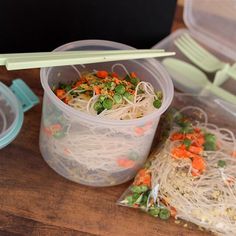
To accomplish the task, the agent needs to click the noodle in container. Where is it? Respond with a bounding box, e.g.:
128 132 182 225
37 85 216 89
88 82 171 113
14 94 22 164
39 40 174 187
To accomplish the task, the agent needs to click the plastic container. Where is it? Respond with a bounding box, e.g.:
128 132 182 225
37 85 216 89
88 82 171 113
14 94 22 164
0 79 39 149
39 40 174 187
153 0 236 97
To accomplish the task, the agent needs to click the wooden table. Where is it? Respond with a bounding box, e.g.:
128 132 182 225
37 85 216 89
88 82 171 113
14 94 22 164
0 6 211 236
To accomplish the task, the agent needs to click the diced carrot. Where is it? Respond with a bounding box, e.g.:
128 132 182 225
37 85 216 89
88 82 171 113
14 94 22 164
128 88 135 94
192 156 205 172
117 159 135 168
137 168 147 177
111 72 118 78
97 71 108 79
194 137 205 146
170 132 185 141
135 127 145 136
114 78 121 84
130 72 137 78
50 124 62 133
56 89 65 99
142 174 151 187
191 170 200 176
63 96 70 104
170 206 177 217
93 86 101 95
171 148 190 159
44 127 52 136
232 151 236 158
74 78 86 88
188 145 203 154
194 128 201 133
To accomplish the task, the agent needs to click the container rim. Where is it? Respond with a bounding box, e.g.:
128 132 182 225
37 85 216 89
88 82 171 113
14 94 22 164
40 39 174 126
0 82 24 149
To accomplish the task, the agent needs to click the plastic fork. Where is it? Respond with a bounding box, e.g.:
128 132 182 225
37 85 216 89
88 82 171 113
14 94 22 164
174 33 236 86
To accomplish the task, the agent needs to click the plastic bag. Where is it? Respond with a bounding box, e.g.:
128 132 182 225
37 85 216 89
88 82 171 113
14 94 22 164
117 93 236 235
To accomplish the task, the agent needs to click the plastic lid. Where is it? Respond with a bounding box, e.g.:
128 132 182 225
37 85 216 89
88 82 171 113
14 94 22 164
0 82 23 149
0 79 39 149
184 0 236 59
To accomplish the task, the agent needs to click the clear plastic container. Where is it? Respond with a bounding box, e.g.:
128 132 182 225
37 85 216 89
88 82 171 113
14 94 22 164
153 0 236 96
39 40 174 187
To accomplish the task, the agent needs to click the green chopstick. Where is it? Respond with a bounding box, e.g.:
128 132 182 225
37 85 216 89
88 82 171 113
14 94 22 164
1 50 175 70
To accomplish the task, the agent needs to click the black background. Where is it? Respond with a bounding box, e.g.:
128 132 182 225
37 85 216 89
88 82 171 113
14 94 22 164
0 0 177 52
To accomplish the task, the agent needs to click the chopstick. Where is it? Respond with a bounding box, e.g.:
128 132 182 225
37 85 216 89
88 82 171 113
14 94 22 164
0 49 175 70
0 49 165 65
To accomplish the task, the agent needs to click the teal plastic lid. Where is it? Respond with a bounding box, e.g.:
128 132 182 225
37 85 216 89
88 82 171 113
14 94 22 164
0 79 39 149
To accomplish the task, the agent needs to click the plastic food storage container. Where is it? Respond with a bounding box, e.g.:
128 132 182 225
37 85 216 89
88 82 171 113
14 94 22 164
153 0 236 97
39 40 174 187
0 79 39 149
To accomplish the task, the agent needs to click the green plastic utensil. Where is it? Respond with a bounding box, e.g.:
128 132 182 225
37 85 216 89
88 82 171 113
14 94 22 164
0 49 175 70
174 33 236 86
162 58 236 105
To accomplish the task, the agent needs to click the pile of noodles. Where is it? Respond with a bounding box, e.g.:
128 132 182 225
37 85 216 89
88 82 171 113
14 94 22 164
150 106 236 236
61 64 158 120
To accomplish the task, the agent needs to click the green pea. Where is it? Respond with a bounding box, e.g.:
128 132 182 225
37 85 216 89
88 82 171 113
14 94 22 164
153 99 162 108
53 131 65 139
148 207 160 217
156 91 163 100
102 98 113 110
113 93 122 104
123 91 134 101
130 77 137 86
105 81 116 90
218 160 226 168
99 95 107 102
204 133 217 151
159 208 170 220
115 84 126 95
131 185 148 194
93 101 103 111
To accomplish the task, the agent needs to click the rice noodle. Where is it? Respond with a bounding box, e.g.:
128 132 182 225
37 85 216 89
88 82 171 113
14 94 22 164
149 106 236 236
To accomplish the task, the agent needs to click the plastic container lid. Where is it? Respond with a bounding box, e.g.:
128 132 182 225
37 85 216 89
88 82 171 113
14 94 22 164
0 79 39 149
184 0 236 59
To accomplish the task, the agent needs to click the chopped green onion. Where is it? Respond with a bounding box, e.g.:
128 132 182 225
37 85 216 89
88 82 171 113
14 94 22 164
115 84 126 95
218 160 226 168
183 139 192 149
153 99 162 108
102 98 113 110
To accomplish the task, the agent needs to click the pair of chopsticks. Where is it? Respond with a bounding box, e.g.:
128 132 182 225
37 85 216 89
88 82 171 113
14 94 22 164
0 49 175 70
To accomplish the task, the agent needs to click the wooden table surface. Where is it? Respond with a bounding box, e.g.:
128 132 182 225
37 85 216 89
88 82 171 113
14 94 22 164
0 6 211 236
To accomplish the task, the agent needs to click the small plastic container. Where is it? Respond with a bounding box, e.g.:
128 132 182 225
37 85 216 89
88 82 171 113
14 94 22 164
39 40 174 187
0 79 39 149
153 0 236 96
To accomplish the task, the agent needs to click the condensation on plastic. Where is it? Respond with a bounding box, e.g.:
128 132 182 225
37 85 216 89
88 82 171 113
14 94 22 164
39 40 174 187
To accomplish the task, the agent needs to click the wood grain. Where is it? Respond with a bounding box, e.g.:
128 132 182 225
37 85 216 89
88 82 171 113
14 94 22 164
0 5 212 236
